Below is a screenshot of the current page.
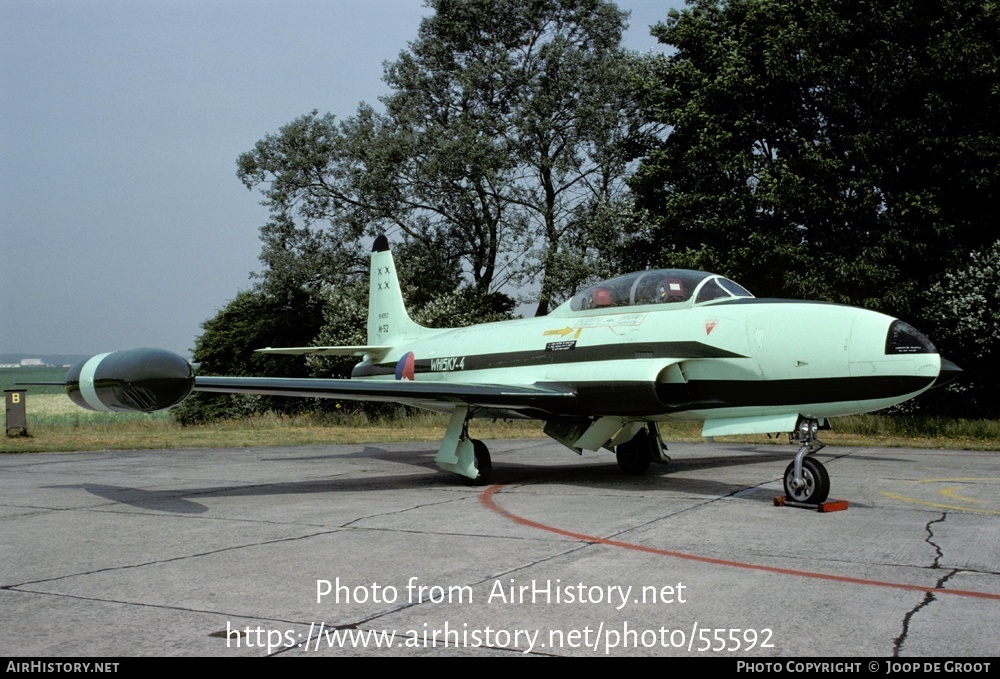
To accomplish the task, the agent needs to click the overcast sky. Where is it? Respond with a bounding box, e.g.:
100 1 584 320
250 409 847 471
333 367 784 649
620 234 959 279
1 0 681 358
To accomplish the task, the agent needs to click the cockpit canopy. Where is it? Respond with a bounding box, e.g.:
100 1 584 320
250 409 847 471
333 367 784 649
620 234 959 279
559 269 754 313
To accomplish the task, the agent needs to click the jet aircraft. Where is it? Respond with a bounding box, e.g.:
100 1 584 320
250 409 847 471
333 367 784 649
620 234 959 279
57 235 959 504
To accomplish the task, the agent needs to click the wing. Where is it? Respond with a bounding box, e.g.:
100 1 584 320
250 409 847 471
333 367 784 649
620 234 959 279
194 376 576 413
56 348 577 415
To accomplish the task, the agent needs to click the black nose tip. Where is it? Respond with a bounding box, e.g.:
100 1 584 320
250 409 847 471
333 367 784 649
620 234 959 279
933 358 962 388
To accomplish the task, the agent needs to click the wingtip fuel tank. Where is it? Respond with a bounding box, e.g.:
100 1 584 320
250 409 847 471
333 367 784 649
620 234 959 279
66 348 194 412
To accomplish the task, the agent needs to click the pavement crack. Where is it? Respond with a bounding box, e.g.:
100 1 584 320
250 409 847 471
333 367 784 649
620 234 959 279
924 513 946 569
5 529 338 590
339 494 469 529
892 513 955 656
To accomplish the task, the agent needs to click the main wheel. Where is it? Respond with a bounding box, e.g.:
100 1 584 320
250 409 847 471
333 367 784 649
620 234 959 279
616 435 651 475
463 439 492 486
783 457 830 504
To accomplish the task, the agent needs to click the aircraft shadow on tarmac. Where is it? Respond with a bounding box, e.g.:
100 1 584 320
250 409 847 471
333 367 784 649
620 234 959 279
40 442 835 514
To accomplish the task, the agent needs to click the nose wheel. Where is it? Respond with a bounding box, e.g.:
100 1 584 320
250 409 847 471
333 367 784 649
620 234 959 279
783 456 830 504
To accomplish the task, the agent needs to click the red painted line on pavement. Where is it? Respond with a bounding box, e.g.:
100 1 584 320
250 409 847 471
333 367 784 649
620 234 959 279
480 484 1000 602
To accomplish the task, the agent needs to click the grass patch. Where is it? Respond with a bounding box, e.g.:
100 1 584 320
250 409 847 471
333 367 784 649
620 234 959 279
1 394 548 453
820 413 1000 449
1 409 546 453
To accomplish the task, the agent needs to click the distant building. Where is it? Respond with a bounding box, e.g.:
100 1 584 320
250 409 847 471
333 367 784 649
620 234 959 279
19 359 46 367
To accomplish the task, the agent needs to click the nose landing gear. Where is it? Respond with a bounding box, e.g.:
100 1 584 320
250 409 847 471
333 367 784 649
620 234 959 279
782 418 830 504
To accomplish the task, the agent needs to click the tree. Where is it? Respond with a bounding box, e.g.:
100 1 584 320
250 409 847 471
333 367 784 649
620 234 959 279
629 0 1000 319
237 0 651 317
923 240 1000 415
183 1 655 422
172 288 326 424
384 0 652 313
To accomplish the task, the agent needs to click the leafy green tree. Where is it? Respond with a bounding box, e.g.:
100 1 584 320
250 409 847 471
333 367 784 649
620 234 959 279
237 0 650 316
173 289 326 424
629 0 1000 319
183 0 656 422
923 241 1000 415
236 112 386 298
385 0 652 313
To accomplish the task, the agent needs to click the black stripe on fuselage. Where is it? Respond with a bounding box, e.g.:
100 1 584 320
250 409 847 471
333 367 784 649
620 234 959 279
566 374 936 417
653 375 934 414
352 340 745 378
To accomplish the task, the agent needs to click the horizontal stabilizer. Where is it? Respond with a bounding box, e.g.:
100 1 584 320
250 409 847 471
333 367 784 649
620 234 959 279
256 346 392 360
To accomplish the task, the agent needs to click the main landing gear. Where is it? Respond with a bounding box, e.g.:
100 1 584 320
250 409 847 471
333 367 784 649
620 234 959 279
435 406 492 486
783 418 830 504
615 424 669 475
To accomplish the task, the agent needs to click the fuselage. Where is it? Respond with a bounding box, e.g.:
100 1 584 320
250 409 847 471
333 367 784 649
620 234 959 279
352 269 942 426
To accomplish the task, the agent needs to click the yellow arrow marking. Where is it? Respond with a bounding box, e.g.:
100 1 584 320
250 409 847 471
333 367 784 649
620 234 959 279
880 478 1000 514
544 327 576 338
939 486 981 503
880 492 1000 515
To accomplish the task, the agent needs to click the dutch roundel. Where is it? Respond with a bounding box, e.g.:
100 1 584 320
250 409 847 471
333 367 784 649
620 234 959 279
395 351 415 381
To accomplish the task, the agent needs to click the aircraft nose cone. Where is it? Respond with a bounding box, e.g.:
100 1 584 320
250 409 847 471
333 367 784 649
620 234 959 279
933 358 962 388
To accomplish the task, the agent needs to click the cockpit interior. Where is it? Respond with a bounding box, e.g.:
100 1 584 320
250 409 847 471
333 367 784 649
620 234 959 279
558 270 754 313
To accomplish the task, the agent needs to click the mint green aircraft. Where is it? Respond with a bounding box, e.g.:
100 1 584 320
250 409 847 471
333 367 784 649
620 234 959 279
60 235 958 504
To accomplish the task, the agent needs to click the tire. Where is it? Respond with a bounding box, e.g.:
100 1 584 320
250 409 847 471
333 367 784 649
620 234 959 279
616 437 651 475
462 439 492 486
783 457 830 504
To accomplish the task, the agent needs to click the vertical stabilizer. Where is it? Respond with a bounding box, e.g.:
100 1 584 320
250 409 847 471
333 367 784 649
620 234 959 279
368 235 427 346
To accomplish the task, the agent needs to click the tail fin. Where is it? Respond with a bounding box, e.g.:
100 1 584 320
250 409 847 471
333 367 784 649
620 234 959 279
256 235 429 363
368 235 427 346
